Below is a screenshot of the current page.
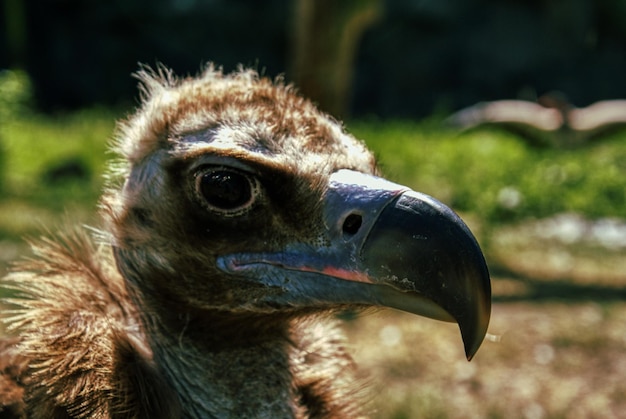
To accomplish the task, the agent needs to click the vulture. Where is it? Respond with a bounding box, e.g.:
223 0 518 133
447 94 626 148
0 65 491 418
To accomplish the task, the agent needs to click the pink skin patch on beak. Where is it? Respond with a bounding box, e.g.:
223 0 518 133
223 255 373 284
298 265 373 284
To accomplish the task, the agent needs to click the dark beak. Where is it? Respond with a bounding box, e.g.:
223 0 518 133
324 170 491 359
218 170 491 360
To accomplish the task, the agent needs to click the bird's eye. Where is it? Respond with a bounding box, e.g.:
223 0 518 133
195 167 259 216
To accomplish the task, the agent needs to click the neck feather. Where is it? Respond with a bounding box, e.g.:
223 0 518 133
145 310 301 418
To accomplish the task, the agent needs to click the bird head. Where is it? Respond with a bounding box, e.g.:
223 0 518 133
103 64 491 359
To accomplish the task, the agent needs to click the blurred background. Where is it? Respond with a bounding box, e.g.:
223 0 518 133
1 0 625 417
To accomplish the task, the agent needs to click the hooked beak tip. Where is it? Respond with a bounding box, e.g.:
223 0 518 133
360 190 492 360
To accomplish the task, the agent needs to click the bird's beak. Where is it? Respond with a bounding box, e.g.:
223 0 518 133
218 170 491 360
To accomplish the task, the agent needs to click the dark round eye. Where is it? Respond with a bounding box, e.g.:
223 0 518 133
195 167 259 215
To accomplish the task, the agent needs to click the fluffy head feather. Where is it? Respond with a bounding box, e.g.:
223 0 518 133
1 64 377 418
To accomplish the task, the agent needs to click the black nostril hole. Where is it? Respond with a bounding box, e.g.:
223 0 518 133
342 213 363 236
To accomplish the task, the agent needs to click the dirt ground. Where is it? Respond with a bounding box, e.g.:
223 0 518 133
1 217 624 418
344 219 626 419
346 300 626 419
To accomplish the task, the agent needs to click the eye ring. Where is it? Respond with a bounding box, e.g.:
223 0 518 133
194 166 260 217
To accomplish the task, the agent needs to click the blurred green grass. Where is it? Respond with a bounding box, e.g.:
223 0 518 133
0 66 623 238
350 119 626 222
1 109 625 241
0 108 117 239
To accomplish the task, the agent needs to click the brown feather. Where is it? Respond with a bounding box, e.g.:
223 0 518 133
1 65 378 418
2 231 178 418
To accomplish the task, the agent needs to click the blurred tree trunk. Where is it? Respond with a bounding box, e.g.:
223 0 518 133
290 0 381 118
3 0 27 67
